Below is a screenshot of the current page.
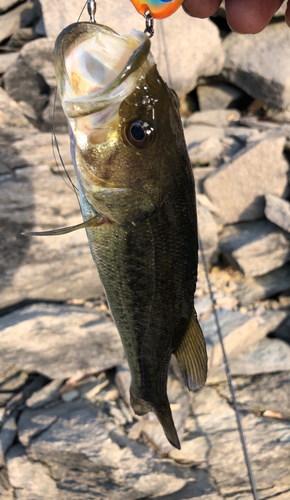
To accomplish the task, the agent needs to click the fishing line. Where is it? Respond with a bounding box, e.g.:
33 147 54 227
159 16 259 500
77 0 89 22
159 20 173 89
52 88 81 210
199 237 259 500
51 1 91 209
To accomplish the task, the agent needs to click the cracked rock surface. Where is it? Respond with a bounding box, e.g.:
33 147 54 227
1 1 290 498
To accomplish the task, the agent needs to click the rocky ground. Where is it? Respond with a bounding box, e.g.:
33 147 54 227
1 0 290 499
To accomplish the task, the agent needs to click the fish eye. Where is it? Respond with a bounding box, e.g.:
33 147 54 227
125 120 154 149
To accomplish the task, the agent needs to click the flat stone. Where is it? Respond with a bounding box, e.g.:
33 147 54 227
0 467 14 500
219 219 290 276
0 132 71 169
197 201 219 263
8 27 36 49
0 0 22 13
200 309 250 349
19 37 55 87
186 386 290 498
3 57 50 115
275 314 290 344
235 263 290 306
0 416 17 466
217 372 290 419
230 337 290 376
0 52 18 75
197 84 245 111
0 1 38 43
184 124 225 148
24 399 194 499
222 23 290 109
5 375 48 414
6 444 58 499
187 137 223 166
0 87 33 129
26 379 64 409
204 136 288 224
187 109 240 128
207 310 286 380
0 160 103 309
0 303 125 380
265 194 290 233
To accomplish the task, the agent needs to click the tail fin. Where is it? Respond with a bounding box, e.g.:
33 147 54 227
130 391 181 450
174 309 207 391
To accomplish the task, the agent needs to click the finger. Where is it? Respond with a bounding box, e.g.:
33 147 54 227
182 0 222 18
286 0 290 27
225 0 284 33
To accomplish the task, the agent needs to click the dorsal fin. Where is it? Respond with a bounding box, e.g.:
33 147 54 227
174 309 207 391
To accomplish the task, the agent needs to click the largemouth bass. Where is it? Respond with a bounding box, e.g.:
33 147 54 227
48 22 207 449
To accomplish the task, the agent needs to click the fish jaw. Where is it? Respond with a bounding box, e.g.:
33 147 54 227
54 22 183 224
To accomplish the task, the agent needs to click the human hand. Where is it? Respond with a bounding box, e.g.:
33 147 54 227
182 0 290 33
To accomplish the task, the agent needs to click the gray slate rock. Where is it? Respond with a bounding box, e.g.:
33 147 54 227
3 57 50 115
25 400 191 499
0 157 103 308
235 263 290 306
187 137 223 166
230 337 290 376
222 23 290 109
0 303 125 379
0 468 14 500
219 219 290 276
275 315 290 344
0 0 38 43
217 372 290 418
0 52 18 75
204 136 289 224
6 444 58 499
3 38 55 116
0 416 17 466
184 124 225 148
187 109 240 128
197 83 245 111
265 193 290 233
170 385 290 499
197 201 219 263
0 87 33 130
0 0 23 13
8 27 36 49
26 379 64 409
207 311 287 380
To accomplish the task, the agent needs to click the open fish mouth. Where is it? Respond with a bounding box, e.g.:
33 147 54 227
55 23 153 120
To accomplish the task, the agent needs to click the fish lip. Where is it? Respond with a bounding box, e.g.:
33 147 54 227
54 22 152 119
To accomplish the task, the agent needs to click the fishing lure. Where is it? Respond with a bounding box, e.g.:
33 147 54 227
130 0 184 19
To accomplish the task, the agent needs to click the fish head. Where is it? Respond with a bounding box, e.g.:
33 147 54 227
55 22 184 223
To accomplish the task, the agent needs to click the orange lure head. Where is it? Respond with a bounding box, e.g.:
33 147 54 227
130 0 183 19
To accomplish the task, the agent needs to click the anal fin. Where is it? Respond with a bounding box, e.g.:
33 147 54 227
174 309 207 391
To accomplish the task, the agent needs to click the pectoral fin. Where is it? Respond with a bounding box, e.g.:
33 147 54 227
174 309 207 391
22 214 107 236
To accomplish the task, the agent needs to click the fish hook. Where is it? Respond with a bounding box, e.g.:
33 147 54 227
144 10 154 38
87 0 96 23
